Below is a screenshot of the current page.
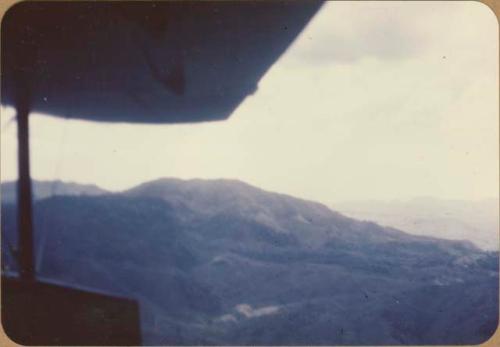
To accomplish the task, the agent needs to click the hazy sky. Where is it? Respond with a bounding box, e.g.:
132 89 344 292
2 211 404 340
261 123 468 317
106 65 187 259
1 1 498 204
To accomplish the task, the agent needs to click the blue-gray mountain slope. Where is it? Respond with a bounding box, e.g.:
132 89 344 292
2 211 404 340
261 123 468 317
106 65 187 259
1 178 498 345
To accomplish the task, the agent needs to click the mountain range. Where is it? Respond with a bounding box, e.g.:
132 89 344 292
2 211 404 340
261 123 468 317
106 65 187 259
334 198 499 251
1 180 106 203
1 178 498 345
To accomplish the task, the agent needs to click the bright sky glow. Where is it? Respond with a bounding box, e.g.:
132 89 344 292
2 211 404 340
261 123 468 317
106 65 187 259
1 1 498 204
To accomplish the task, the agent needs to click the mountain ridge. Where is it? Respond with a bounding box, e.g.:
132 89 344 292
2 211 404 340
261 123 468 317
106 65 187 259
1 178 497 344
1 178 485 252
334 197 499 251
1 179 108 203
124 178 473 250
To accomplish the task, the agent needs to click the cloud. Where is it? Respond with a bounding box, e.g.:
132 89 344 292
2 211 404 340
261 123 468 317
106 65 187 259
283 1 482 65
284 2 425 65
235 304 280 318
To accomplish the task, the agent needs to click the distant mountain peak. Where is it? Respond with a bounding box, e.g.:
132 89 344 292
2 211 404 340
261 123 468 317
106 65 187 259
1 179 108 203
133 177 266 191
335 198 499 251
125 177 342 224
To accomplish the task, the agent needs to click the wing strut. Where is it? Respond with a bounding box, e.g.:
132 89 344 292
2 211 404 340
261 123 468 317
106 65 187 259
16 85 35 281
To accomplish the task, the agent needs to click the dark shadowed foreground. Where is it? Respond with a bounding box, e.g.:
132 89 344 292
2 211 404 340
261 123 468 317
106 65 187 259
1 179 498 345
